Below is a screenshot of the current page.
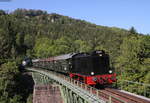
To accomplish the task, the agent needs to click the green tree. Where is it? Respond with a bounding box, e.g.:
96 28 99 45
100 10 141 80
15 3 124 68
116 36 143 80
53 36 73 55
0 10 6 15
34 37 54 58
73 40 91 52
0 62 23 103
129 26 137 34
116 35 150 96
27 94 32 103
0 15 16 59
10 95 23 103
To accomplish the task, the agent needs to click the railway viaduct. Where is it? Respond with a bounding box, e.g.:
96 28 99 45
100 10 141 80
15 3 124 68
26 68 150 103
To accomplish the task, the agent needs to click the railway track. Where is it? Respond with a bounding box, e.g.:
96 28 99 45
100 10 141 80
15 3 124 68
99 88 150 103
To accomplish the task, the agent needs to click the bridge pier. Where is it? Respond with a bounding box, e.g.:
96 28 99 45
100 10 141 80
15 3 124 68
32 72 63 103
33 84 63 103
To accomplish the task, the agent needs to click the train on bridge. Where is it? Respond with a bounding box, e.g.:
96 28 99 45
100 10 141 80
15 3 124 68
22 50 116 86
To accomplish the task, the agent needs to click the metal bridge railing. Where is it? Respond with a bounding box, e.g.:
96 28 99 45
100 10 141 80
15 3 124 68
118 80 150 98
27 68 127 103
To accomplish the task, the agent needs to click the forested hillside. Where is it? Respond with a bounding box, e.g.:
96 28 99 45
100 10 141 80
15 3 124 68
0 9 150 102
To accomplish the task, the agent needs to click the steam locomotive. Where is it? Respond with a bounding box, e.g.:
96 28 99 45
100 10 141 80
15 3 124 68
23 50 116 86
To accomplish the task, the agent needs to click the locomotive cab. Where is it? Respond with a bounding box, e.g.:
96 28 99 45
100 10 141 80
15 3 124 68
71 50 111 75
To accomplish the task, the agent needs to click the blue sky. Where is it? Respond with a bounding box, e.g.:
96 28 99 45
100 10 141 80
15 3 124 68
0 0 150 34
